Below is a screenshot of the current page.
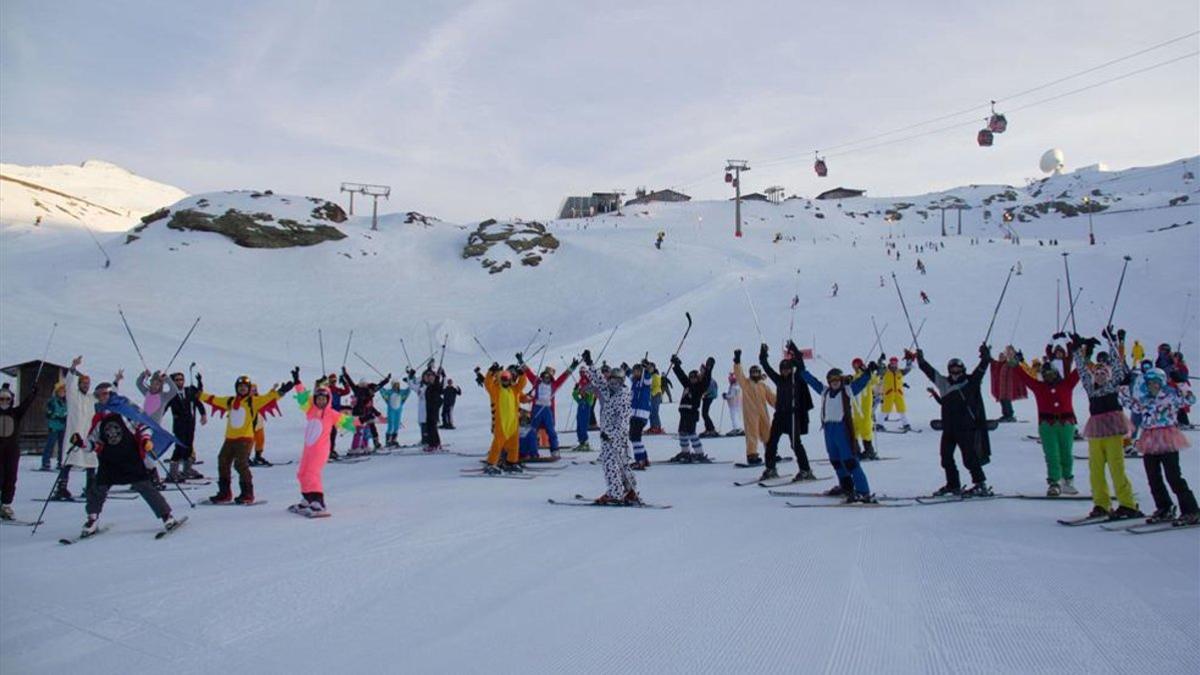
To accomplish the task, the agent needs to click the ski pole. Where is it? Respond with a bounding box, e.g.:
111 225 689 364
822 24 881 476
31 445 77 535
788 268 801 339
32 322 58 383
907 318 927 352
117 306 151 372
318 329 327 375
1104 255 1133 330
671 312 693 358
1058 287 1083 334
982 265 1016 345
741 279 766 344
436 334 449 373
866 321 888 360
470 336 494 363
1056 278 1061 333
596 323 621 362
891 273 921 351
163 316 201 372
520 328 543 357
535 331 553 374
1061 253 1078 334
341 330 354 369
717 398 726 434
354 351 386 378
400 338 414 370
152 442 195 509
1008 305 1024 344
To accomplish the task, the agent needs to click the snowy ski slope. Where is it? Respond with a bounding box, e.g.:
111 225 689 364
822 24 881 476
0 156 1197 674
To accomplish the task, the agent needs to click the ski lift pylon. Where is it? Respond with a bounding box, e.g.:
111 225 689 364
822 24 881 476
813 151 828 178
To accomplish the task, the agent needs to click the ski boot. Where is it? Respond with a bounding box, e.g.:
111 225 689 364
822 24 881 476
744 455 763 466
963 482 993 497
1146 505 1177 524
690 452 713 464
288 501 312 514
80 515 99 538
1174 511 1200 526
847 492 876 504
823 485 846 497
550 450 561 460
873 423 885 432
52 488 74 502
0 504 13 521
931 485 960 497
1046 481 1062 497
594 494 622 505
161 516 180 532
575 441 592 452
759 467 779 481
234 493 256 505
1109 505 1143 520
623 489 642 506
481 464 503 476
861 448 880 461
208 492 233 505
1087 505 1110 519
900 424 913 432
667 451 693 464
185 467 205 480
499 460 524 474
1060 478 1079 496
792 470 818 483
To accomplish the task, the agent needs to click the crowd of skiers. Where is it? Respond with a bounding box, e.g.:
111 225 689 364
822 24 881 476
0 322 1195 534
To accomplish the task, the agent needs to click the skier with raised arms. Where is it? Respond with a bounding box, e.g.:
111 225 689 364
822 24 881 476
288 368 357 517
580 350 640 504
757 341 818 482
799 357 877 502
916 344 993 498
668 353 715 463
200 373 294 504
732 349 774 469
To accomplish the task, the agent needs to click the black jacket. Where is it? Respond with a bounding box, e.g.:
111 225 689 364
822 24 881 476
759 353 814 418
92 413 151 486
0 395 35 452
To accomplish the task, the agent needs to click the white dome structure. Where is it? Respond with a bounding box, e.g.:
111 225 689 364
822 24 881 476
1040 148 1065 174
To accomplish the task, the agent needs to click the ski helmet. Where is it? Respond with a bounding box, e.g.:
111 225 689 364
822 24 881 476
825 368 844 381
1143 368 1167 387
947 358 965 371
851 358 865 371
235 375 252 390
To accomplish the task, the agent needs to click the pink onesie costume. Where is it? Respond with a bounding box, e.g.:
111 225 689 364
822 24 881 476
294 383 356 506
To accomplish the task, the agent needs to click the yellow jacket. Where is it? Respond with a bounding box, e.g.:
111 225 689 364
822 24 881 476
650 373 663 397
200 390 281 440
881 368 906 407
852 369 880 439
1131 341 1145 364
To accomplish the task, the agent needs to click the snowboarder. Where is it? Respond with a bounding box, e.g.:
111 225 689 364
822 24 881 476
668 354 715 462
519 354 575 458
580 352 640 504
289 369 356 516
1014 342 1081 496
800 360 877 502
0 384 37 520
200 374 293 504
1074 330 1141 520
723 370 743 436
1121 367 1198 525
40 382 67 471
732 349 773 466
757 341 817 482
380 380 410 447
989 346 1028 422
880 355 913 430
849 357 881 461
441 379 462 429
482 364 526 473
916 345 994 497
165 370 207 482
80 384 180 537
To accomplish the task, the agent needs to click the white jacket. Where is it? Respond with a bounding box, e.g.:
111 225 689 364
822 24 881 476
63 370 98 468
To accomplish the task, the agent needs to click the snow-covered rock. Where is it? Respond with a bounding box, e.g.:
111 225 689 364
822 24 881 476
133 190 349 248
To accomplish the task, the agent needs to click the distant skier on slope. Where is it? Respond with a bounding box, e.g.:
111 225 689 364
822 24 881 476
916 345 993 498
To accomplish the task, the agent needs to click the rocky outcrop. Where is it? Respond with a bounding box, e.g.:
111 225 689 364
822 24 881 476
462 219 559 273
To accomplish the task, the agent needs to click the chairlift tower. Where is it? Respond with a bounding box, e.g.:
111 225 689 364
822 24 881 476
340 182 392 231
725 160 750 237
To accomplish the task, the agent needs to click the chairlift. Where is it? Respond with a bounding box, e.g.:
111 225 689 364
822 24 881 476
813 152 828 178
987 101 1008 134
725 172 733 183
977 128 994 147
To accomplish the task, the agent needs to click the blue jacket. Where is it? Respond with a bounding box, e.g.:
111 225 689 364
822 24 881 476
629 371 652 418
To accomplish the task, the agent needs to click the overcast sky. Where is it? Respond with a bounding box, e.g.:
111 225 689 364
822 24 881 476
2 1 1197 222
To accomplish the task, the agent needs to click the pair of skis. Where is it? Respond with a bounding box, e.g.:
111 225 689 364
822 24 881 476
58 516 189 545
547 494 671 509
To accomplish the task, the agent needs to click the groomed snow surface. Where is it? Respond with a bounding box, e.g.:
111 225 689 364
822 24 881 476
1 157 1198 673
